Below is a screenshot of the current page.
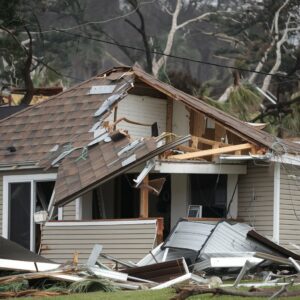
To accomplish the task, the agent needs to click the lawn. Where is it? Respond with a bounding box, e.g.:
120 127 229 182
11 287 300 300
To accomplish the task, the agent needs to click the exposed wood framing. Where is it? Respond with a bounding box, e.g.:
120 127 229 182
215 122 226 142
190 110 205 139
193 136 230 147
166 97 173 132
139 175 149 218
169 143 254 160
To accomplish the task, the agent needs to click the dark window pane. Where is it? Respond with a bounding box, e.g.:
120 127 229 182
9 182 31 249
190 174 227 218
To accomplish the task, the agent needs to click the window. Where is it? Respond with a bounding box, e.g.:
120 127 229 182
3 173 56 251
189 174 227 218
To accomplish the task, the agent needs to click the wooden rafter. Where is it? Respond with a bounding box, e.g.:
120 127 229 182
168 143 254 160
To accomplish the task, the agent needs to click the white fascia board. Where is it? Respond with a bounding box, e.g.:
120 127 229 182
271 154 300 166
45 219 157 227
154 162 247 174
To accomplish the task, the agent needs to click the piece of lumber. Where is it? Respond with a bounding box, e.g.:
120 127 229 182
169 143 253 160
196 136 230 147
139 176 149 218
176 145 199 153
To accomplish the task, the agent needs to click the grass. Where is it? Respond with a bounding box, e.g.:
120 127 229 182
10 286 300 300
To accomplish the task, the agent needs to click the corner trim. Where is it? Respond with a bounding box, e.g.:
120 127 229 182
273 162 280 243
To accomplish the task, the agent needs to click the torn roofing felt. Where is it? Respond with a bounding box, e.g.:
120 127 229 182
54 134 191 206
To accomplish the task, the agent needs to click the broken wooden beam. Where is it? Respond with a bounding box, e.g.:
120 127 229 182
168 143 253 160
139 176 149 218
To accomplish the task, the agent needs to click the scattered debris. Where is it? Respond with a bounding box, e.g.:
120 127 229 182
2 220 300 299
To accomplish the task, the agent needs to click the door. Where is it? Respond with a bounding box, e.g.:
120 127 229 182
3 174 57 252
9 182 31 249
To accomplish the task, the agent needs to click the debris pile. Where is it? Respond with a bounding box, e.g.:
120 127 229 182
2 220 300 299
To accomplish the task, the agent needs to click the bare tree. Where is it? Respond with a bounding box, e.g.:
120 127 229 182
261 0 300 91
151 0 218 77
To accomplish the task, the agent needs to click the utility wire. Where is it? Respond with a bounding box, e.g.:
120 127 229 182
52 28 297 80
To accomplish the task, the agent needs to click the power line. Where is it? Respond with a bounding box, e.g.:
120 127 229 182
29 0 157 35
53 28 297 80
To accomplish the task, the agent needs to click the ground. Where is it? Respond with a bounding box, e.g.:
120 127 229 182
11 287 300 300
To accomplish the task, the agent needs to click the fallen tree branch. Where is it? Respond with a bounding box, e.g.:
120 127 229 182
170 286 300 300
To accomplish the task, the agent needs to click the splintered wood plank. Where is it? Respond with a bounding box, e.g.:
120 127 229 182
176 145 199 153
195 136 230 147
139 176 149 218
169 143 253 160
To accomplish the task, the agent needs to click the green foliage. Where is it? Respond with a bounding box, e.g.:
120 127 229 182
226 84 262 120
0 280 29 292
202 83 262 121
69 279 119 293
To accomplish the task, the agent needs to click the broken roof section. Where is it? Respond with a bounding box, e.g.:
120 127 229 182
132 66 300 154
0 65 299 169
54 134 190 206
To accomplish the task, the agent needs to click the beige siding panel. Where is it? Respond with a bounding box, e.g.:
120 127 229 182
238 164 274 237
107 94 167 139
0 175 2 234
40 221 157 263
280 165 300 254
62 201 76 220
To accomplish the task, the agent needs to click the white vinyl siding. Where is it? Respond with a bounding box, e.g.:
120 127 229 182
0 175 2 235
40 220 158 263
279 164 300 254
108 94 167 138
62 200 77 220
238 164 274 237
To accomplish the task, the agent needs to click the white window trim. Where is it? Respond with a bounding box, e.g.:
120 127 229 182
75 197 83 220
2 173 56 252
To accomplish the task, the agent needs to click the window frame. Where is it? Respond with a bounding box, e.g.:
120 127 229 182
3 173 56 251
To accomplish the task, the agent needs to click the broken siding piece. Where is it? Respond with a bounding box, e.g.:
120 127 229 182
40 219 158 264
168 143 254 160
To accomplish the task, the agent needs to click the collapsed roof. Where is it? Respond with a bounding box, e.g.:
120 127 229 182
0 65 299 205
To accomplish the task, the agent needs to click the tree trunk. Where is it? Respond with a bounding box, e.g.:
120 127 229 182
21 26 34 105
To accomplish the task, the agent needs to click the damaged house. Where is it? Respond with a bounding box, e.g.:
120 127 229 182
1 65 300 264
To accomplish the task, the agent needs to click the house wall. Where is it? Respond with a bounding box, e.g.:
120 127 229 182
40 220 158 264
0 175 2 234
238 164 274 238
62 201 77 220
172 101 190 136
111 94 167 138
279 164 300 254
171 174 189 228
